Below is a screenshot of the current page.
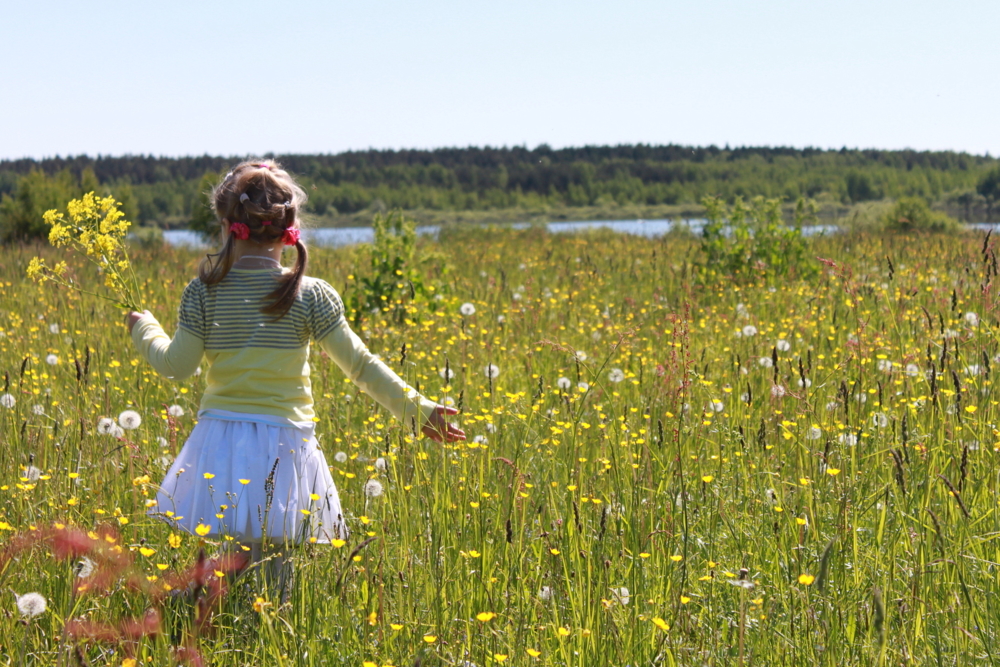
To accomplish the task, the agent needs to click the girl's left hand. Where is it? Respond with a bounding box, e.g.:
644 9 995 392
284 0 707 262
422 406 465 443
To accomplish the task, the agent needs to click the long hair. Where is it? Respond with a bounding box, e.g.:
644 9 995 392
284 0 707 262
199 160 309 318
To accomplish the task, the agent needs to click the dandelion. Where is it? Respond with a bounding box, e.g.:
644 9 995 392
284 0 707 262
736 303 749 318
24 465 41 482
741 325 758 337
16 592 47 618
776 339 791 352
877 359 893 373
96 417 115 435
905 363 920 377
167 404 185 417
943 328 959 339
32 404 44 415
48 323 60 334
439 366 455 381
556 377 572 390
459 302 476 316
0 393 15 409
574 350 588 362
577 381 590 392
871 412 888 428
964 364 983 376
472 435 488 445
118 410 142 430
608 368 625 383
484 364 501 379
758 356 773 368
806 426 823 440
364 478 384 498
797 377 812 388
838 432 859 447
538 586 553 601
610 587 630 605
374 457 388 472
45 354 58 365
334 451 348 463
771 385 786 398
709 399 724 412
76 557 96 579
965 312 980 327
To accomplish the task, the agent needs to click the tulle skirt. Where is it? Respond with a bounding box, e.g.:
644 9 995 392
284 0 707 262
150 410 347 544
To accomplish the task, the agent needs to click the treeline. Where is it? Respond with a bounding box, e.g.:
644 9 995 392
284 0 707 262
1 145 999 238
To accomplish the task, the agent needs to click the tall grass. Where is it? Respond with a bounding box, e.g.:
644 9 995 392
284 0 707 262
1 228 998 665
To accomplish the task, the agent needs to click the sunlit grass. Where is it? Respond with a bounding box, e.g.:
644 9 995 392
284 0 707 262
1 228 999 665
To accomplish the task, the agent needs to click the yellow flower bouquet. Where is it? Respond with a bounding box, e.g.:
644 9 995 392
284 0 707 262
26 192 143 311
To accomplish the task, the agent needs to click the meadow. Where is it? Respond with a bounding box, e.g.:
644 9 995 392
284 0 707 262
2 225 1000 666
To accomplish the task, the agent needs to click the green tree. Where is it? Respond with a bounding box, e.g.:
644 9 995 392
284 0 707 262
0 170 77 242
188 171 220 240
977 167 1000 222
882 197 960 234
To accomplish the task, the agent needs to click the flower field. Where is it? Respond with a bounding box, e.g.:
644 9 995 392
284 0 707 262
3 226 1000 665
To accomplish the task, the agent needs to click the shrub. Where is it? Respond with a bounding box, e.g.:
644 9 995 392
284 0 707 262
883 197 960 234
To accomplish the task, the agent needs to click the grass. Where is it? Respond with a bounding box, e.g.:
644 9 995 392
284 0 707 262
1 227 999 665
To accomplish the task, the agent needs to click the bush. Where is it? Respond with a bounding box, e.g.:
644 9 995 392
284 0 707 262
883 197 960 234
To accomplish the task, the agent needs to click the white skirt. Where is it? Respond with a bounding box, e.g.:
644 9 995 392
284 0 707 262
150 410 347 544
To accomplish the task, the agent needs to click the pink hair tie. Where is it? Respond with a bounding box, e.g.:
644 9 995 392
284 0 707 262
282 227 301 246
230 222 250 240
261 220 272 226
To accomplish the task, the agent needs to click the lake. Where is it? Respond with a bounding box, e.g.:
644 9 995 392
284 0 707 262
161 218 841 248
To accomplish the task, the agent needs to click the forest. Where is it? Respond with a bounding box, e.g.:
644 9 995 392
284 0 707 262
2 144 999 239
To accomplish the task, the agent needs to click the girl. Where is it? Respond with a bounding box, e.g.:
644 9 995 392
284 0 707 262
127 160 463 581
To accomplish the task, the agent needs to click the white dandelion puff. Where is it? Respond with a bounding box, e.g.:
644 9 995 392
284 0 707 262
965 312 980 327
871 412 889 428
484 364 501 379
727 579 755 590
110 424 124 438
943 329 959 339
610 587 630 605
806 426 823 440
905 363 920 377
709 399 724 413
877 359 893 373
577 381 590 392
334 451 348 463
574 350 588 362
741 325 758 337
797 377 812 388
24 465 41 482
32 405 44 416
608 368 625 383
118 410 142 430
538 586 553 601
472 435 488 445
556 377 572 390
375 457 388 472
496 314 505 324
48 323 60 334
439 367 455 381
77 557 96 579
838 433 858 447
964 364 983 376
364 479 384 498
758 357 773 368
591 331 602 341
16 592 47 618
0 393 15 409
776 339 791 352
167 405 185 417
459 303 476 317
485 422 496 433
771 385 786 398
96 417 114 435
45 354 58 366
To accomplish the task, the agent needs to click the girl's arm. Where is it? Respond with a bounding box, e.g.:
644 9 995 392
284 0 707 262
129 311 204 381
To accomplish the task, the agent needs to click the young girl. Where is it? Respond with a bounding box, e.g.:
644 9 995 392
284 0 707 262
128 159 464 571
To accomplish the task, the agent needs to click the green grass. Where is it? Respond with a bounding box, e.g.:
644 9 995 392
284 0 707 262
2 228 999 666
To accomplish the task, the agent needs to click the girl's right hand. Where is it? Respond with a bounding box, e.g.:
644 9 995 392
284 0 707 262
422 406 465 443
126 310 150 333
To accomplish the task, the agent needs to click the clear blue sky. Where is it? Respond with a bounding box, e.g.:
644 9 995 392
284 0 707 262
2 0 997 160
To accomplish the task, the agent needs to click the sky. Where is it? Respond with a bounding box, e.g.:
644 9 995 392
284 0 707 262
2 0 998 160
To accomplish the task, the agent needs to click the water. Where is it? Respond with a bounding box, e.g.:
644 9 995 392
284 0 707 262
162 218 840 249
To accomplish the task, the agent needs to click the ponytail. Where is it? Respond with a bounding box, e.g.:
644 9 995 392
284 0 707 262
198 231 237 286
261 239 308 319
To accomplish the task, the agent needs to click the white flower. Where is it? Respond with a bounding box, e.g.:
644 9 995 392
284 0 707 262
512 292 523 302
709 399 724 413
610 586 630 605
776 339 791 352
608 368 625 383
871 412 889 428
96 417 115 435
0 393 15 409
24 465 41 482
736 303 749 318
797 378 812 388
574 351 588 362
577 381 590 392
556 377 572 390
806 426 823 440
838 433 858 447
496 315 505 324
964 364 983 376
32 405 44 416
877 359 893 373
49 323 60 334
118 410 142 430
110 424 124 438
16 592 47 618
459 303 476 317
758 357 773 368
905 363 920 377
77 557 96 578
741 325 758 337
965 312 980 327
485 422 496 433
472 435 488 445
727 579 755 590
484 364 500 380
375 457 388 472
364 479 384 498
193 366 202 376
943 329 959 339
439 367 455 381
538 586 553 601
334 451 348 463
45 354 58 366
770 385 786 398
156 436 169 448
591 331 602 341
167 405 185 417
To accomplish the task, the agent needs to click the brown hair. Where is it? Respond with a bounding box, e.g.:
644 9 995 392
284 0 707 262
200 159 309 318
